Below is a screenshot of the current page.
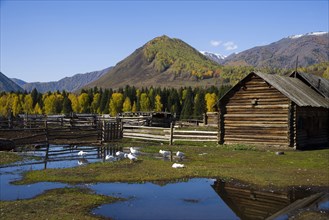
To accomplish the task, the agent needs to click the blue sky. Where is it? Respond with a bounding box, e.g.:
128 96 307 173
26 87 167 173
1 0 328 82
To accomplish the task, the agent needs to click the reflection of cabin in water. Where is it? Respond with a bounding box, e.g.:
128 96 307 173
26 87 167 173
211 180 313 220
217 72 329 149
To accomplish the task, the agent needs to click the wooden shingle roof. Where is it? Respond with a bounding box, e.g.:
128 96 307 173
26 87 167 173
289 71 329 99
219 72 329 108
255 72 329 108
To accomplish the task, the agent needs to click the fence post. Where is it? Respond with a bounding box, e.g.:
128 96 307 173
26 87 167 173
120 119 123 138
203 113 208 125
169 122 174 145
102 120 105 143
24 113 28 128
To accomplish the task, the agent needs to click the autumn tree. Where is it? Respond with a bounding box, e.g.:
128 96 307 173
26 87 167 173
205 93 218 112
43 93 63 114
68 94 80 113
90 93 101 113
23 94 33 114
12 94 23 116
0 94 10 117
109 92 124 116
122 97 132 112
154 94 163 112
140 93 151 111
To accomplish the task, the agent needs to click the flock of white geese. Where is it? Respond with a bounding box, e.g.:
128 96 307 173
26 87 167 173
78 147 185 168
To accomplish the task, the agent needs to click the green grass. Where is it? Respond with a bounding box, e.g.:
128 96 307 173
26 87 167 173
16 140 329 188
0 151 22 165
0 187 121 220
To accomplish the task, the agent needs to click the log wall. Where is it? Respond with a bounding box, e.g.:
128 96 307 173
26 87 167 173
296 107 329 148
221 75 290 147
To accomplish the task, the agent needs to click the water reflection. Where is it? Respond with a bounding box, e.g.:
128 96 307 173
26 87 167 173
211 180 325 220
89 179 239 220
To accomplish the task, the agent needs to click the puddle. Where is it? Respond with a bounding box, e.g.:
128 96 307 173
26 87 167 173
89 178 239 220
0 145 105 200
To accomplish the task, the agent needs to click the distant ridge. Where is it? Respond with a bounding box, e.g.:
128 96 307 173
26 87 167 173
0 72 24 92
19 67 112 92
222 32 329 68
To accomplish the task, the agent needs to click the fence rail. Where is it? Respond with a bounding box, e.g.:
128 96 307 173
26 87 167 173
122 123 218 144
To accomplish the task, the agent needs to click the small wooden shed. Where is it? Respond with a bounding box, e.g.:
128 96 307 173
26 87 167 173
218 72 329 149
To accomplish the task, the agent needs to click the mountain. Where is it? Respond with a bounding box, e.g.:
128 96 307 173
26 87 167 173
11 78 27 87
222 31 329 68
86 35 222 89
0 72 24 92
200 51 226 64
19 67 112 93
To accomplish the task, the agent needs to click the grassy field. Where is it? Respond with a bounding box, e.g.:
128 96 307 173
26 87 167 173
0 151 22 165
0 188 121 220
14 139 329 188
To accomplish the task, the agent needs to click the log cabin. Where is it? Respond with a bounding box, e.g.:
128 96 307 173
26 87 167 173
218 72 329 149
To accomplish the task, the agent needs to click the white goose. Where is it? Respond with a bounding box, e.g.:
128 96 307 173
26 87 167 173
176 151 185 159
130 147 140 155
78 150 87 157
172 163 185 168
159 150 171 158
105 155 116 162
115 151 126 159
127 153 138 162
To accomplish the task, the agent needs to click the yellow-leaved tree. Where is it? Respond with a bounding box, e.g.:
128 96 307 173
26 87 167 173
68 94 80 113
109 93 124 116
23 94 33 114
154 94 163 112
78 93 90 113
205 93 218 112
122 97 132 112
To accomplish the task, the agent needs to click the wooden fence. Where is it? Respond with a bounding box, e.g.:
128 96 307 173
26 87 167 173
0 114 122 147
122 123 218 144
0 113 220 148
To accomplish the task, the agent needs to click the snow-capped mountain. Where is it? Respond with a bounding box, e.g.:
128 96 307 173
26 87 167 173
222 31 329 68
287 31 327 39
200 51 226 64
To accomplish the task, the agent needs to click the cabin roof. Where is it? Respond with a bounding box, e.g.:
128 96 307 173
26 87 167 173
289 71 329 99
219 72 329 108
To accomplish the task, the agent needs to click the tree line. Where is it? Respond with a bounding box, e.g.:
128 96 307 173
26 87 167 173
0 85 231 120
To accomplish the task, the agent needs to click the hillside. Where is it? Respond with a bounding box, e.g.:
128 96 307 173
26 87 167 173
0 72 23 92
86 35 223 89
222 32 329 68
18 67 112 92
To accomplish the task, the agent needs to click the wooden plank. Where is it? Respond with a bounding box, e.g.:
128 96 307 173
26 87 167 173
267 193 325 220
173 135 217 139
173 130 218 134
226 104 289 109
123 135 168 142
225 134 288 140
224 114 287 118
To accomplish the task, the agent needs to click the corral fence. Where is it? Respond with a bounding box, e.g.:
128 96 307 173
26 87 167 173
0 112 219 148
0 114 123 147
123 122 218 144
